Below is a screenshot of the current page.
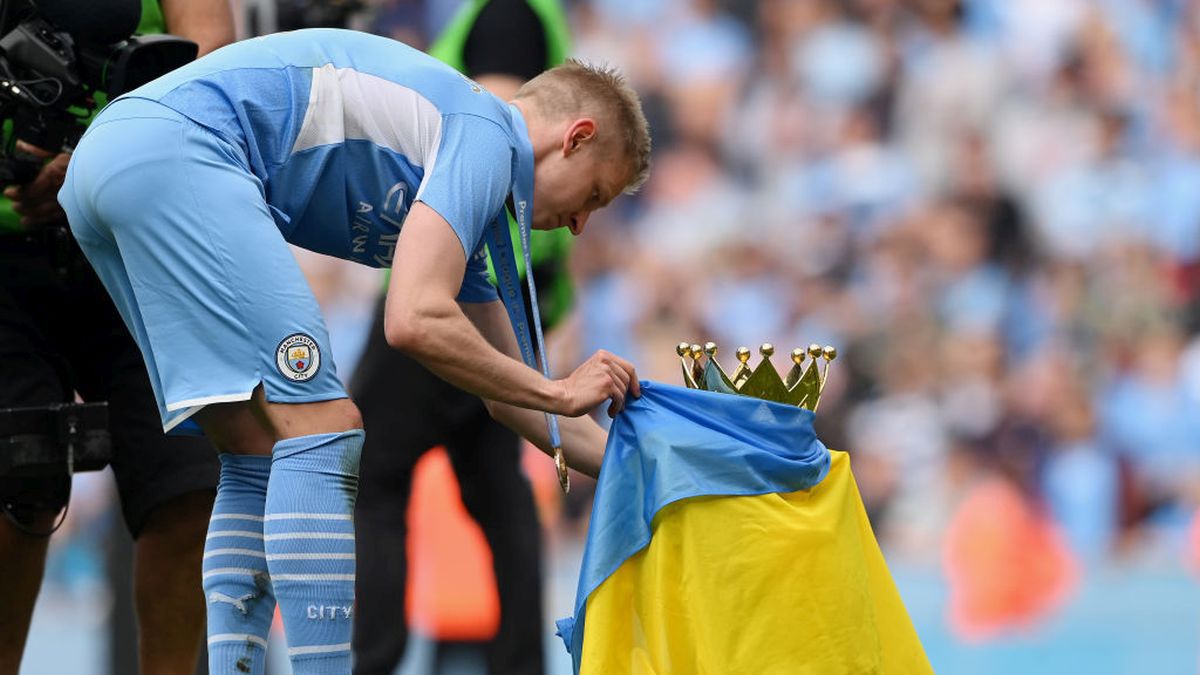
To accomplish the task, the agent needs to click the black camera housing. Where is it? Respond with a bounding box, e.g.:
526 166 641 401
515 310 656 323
0 402 111 477
0 0 198 183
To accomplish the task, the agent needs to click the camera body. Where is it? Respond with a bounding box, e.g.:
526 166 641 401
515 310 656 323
0 402 111 477
0 0 197 183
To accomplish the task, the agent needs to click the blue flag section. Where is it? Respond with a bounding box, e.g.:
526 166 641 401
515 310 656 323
555 381 833 671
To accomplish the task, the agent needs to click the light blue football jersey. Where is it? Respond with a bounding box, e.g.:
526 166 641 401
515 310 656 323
122 28 524 302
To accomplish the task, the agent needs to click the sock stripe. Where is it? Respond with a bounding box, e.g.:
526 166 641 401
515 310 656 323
266 553 355 561
263 532 354 541
271 573 355 581
204 548 267 559
210 513 266 522
287 643 352 656
208 634 269 649
206 530 265 541
202 567 267 579
264 512 353 521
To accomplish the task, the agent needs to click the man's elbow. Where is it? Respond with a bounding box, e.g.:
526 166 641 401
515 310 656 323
482 397 500 421
384 308 428 354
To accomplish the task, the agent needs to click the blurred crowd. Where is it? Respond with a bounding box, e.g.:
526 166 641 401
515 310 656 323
411 0 1200 570
284 0 1200 575
249 0 1200 574
540 0 1199 569
556 0 1200 570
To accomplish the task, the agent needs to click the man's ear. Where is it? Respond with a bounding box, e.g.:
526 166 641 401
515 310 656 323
562 118 597 156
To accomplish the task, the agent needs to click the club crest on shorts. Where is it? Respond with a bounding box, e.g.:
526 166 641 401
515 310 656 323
276 333 321 381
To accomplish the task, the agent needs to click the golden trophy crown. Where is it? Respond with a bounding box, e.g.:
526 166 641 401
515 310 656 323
676 342 837 411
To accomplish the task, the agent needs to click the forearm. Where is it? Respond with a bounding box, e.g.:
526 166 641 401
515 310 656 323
488 401 607 477
387 299 607 475
385 296 565 414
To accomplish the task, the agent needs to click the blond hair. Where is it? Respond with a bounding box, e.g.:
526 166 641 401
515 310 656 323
515 60 651 194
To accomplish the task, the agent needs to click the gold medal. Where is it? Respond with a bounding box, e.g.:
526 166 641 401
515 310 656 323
554 446 570 494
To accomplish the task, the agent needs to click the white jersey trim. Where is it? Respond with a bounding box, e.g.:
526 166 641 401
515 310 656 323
292 64 443 171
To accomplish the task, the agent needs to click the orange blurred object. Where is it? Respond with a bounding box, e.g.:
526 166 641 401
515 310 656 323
406 447 500 640
942 477 1079 641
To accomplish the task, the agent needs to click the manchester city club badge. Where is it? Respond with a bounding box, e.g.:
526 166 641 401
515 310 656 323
276 333 321 381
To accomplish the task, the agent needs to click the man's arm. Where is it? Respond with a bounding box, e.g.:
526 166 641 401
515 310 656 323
385 202 638 422
461 298 609 476
161 0 237 57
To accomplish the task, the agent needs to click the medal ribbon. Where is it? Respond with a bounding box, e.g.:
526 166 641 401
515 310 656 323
484 104 568 492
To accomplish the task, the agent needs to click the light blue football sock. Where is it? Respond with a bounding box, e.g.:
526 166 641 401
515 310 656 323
203 453 276 675
264 429 363 674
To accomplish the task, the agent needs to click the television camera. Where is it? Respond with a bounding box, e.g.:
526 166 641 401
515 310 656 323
0 0 197 184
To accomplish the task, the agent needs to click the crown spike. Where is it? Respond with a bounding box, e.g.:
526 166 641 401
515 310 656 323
793 346 825 410
784 347 807 389
732 346 752 386
741 345 789 402
678 341 698 389
812 345 838 412
701 342 738 394
689 344 705 385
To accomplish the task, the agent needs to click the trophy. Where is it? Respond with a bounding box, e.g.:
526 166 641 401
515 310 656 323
675 341 837 410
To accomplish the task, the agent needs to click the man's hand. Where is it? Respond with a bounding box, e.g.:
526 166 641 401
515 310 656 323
557 350 640 417
3 141 69 227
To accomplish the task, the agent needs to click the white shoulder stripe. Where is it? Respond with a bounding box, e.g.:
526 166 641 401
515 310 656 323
292 64 443 167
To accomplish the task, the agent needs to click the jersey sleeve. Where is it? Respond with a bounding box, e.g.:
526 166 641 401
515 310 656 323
416 112 512 261
415 113 511 303
458 237 500 303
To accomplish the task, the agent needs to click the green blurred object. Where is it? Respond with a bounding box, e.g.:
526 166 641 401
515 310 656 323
428 0 571 72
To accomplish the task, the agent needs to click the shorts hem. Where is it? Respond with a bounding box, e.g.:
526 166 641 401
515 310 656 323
163 391 255 432
262 392 351 405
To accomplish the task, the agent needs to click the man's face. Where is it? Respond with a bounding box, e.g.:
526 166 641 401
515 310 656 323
531 118 629 234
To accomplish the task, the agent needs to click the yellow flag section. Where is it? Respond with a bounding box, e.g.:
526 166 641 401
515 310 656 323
579 451 932 675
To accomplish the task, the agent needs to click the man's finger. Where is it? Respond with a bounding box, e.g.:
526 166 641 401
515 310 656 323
608 363 630 390
606 385 625 417
14 140 56 158
611 354 640 395
607 397 624 417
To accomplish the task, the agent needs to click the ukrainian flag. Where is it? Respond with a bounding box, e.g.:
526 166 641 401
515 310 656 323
556 382 931 674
